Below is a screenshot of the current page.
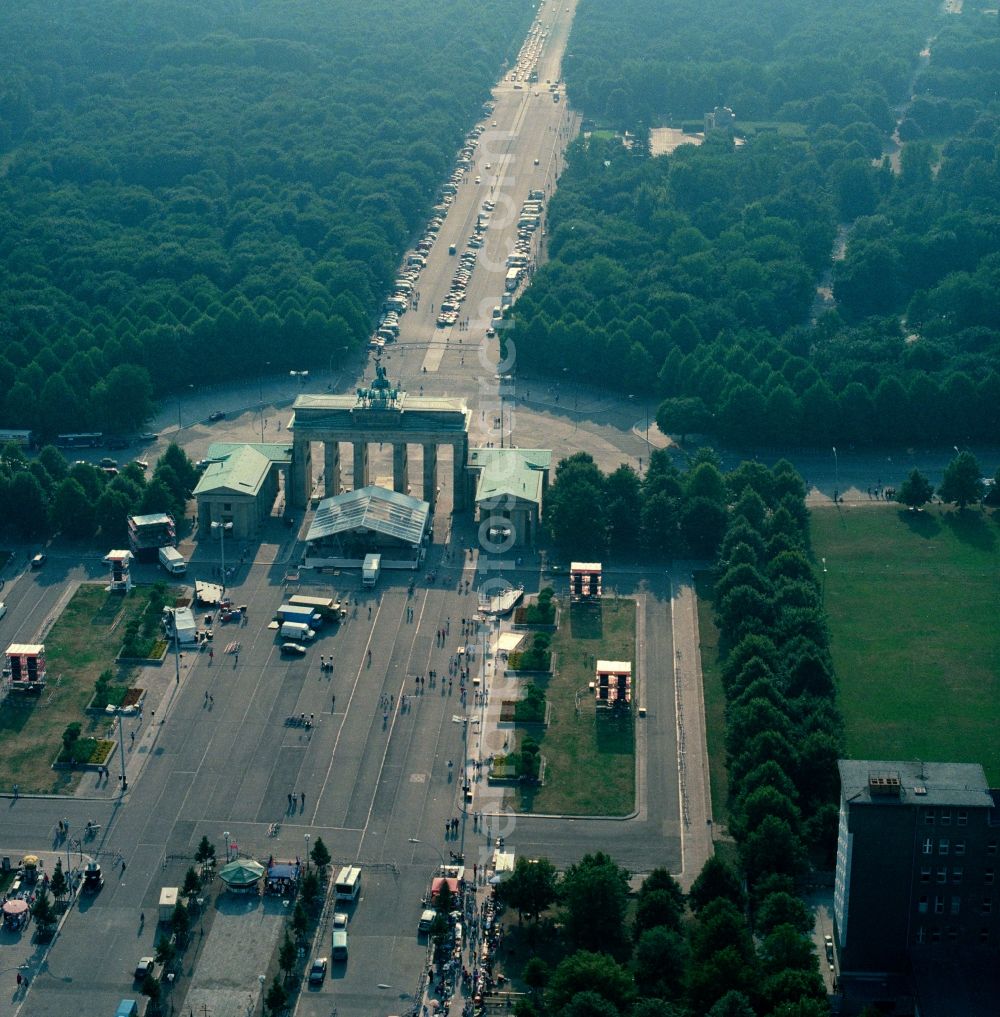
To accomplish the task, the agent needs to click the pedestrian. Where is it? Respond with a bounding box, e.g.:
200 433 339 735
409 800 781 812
288 792 293 807
332 694 336 709
130 731 135 745
235 651 239 665
205 689 209 702
209 647 214 662
16 973 22 987
121 860 127 873
300 791 305 806
209 695 214 704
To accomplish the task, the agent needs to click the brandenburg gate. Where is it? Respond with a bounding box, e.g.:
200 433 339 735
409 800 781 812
288 361 470 512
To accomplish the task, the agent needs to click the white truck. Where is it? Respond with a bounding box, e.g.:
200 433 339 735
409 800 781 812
280 621 316 641
362 554 381 587
158 546 187 574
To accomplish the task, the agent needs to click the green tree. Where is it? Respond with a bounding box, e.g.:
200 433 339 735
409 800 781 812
141 971 161 1001
689 856 745 913
938 451 984 509
49 859 68 900
547 951 635 1013
546 452 609 557
633 867 685 937
154 936 176 969
560 991 621 1017
706 990 756 1017
265 975 287 1015
633 925 688 999
310 836 331 874
523 956 551 994
560 852 631 955
498 856 558 922
171 902 190 945
182 866 201 897
291 901 308 940
300 869 320 908
755 892 812 936
897 468 934 510
278 930 297 981
32 889 56 937
7 470 48 536
195 835 216 865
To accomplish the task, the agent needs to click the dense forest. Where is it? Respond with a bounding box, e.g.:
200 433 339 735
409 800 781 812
0 0 535 437
507 0 1000 447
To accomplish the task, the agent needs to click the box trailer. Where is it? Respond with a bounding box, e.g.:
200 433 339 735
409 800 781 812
158 546 187 575
362 554 381 587
159 887 179 923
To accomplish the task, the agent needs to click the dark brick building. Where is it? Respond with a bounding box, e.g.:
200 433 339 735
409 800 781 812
835 759 1000 1005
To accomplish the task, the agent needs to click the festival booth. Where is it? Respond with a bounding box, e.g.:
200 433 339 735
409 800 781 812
264 859 301 897
218 858 265 895
569 562 602 602
594 660 632 710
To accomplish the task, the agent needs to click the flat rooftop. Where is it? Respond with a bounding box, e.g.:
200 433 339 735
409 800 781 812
839 759 994 809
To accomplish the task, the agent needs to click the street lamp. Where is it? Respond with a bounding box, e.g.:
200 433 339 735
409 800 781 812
304 833 310 872
259 973 266 1014
259 362 270 442
211 520 226 592
223 831 230 863
821 557 828 606
115 708 128 794
832 446 839 500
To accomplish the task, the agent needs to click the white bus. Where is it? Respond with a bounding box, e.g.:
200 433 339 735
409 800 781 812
335 866 362 902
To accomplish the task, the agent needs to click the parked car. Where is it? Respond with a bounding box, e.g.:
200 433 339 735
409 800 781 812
333 912 349 929
280 642 307 657
134 957 155 981
30 553 46 569
308 957 328 984
208 410 225 422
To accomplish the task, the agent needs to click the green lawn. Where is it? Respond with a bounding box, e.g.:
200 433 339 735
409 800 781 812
0 583 162 793
512 597 636 816
695 572 730 828
812 505 1000 782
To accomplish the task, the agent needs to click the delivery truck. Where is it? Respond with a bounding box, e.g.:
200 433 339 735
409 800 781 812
158 546 187 574
362 554 381 587
280 621 316 641
159 886 179 923
276 604 322 626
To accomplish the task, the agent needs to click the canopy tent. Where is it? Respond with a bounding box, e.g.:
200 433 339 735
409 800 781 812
430 876 460 900
21 855 40 867
2 899 28 915
218 858 265 889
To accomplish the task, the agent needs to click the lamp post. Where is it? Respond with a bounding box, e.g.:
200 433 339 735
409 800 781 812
211 520 226 592
176 383 194 431
259 362 270 442
821 557 828 606
223 831 230 864
304 833 310 872
259 973 265 1014
832 446 839 498
115 708 128 794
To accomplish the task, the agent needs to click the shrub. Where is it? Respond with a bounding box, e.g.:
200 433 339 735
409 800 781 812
514 683 547 724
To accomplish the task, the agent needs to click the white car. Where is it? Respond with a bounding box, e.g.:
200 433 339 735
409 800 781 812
333 912 349 928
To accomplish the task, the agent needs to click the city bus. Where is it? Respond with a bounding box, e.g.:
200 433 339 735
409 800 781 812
334 866 362 902
0 429 33 448
56 432 103 448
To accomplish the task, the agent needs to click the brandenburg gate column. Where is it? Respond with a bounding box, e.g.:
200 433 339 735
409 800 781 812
393 442 409 495
324 441 341 498
353 441 369 490
291 437 312 509
423 443 438 510
452 437 468 511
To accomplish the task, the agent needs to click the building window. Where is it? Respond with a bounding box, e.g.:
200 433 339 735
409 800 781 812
988 840 997 856
937 867 948 884
940 809 952 826
931 928 942 942
223 502 232 511
939 839 950 855
952 867 963 884
985 869 995 886
925 809 936 825
981 929 990 944
982 899 993 915
955 841 966 857
916 926 927 944
923 838 934 855
935 896 945 914
918 895 929 914
957 810 968 827
947 926 959 941
951 896 961 915
920 866 931 883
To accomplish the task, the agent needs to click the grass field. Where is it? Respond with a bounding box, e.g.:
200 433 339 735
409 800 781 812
513 596 636 816
813 505 1000 783
0 583 157 793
